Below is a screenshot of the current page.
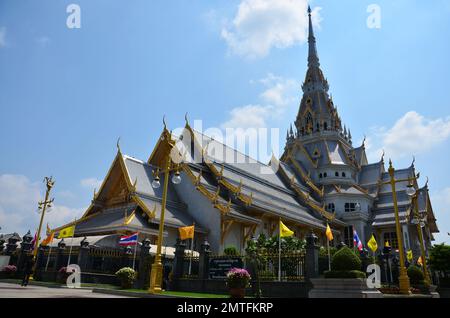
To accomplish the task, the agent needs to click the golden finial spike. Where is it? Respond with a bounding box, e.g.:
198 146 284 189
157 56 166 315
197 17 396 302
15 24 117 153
411 156 416 167
185 112 189 126
116 137 121 153
163 115 167 130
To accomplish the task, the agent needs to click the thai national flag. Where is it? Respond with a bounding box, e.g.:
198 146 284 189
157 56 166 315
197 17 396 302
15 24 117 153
353 230 363 251
119 232 138 246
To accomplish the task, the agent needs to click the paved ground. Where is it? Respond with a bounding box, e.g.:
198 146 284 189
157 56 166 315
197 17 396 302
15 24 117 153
0 282 129 298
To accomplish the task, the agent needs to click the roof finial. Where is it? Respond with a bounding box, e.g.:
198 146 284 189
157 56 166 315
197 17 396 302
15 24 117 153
307 5 320 68
116 137 121 153
185 112 189 126
163 115 167 130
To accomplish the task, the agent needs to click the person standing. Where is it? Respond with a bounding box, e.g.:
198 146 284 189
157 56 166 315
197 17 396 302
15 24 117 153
21 255 34 287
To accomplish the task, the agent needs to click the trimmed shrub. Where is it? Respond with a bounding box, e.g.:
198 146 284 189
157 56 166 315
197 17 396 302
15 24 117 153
407 265 424 285
226 268 251 289
331 246 362 271
224 246 239 256
115 267 137 289
324 270 366 279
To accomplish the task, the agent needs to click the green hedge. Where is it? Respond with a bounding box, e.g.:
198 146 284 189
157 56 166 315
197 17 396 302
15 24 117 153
407 265 424 285
331 246 362 271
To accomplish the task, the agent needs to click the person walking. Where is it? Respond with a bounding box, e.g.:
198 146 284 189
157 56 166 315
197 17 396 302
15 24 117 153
21 255 34 287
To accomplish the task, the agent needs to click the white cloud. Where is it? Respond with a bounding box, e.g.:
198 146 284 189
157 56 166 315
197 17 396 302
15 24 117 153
430 187 450 244
221 0 322 59
80 177 103 190
0 27 6 47
222 73 297 131
367 111 450 161
221 104 272 130
0 174 84 235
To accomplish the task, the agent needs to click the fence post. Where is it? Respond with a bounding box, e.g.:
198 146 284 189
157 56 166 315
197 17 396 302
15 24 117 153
17 231 33 273
198 240 210 280
78 237 90 272
54 239 66 272
5 233 20 256
0 237 5 254
305 231 320 279
172 238 186 280
137 238 151 289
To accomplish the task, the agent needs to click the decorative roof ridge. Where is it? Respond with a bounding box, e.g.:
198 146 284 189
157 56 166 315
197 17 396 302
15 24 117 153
133 191 187 210
209 160 293 195
189 127 269 166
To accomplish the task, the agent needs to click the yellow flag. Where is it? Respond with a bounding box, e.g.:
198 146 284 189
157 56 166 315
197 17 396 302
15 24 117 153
385 241 390 248
41 232 54 246
179 225 195 240
325 224 333 241
58 225 75 238
407 250 413 262
367 235 378 252
279 220 294 238
417 256 423 266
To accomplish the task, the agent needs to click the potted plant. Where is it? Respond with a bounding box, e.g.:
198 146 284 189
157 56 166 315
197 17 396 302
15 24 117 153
226 268 251 298
115 267 137 289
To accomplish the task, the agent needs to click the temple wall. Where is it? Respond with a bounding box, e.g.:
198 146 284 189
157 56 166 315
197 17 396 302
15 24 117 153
173 171 222 253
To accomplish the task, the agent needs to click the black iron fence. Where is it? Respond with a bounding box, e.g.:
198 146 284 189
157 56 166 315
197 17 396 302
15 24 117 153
257 251 305 281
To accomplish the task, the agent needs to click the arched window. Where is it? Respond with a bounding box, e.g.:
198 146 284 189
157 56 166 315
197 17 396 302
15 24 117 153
324 122 328 130
319 173 323 178
316 123 320 131
323 172 328 178
327 203 335 213
335 172 339 177
305 113 313 133
342 172 346 178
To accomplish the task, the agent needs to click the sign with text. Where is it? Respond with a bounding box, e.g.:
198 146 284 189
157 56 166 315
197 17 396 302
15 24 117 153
209 257 243 279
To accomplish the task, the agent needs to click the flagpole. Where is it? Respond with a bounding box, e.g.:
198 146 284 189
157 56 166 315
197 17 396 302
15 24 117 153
278 219 281 282
67 218 77 267
45 245 52 272
188 223 195 276
132 232 139 270
327 237 331 271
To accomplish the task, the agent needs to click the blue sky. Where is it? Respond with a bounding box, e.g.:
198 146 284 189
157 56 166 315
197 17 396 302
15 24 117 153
0 0 449 244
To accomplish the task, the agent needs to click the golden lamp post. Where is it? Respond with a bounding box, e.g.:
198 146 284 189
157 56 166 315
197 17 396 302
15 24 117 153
32 176 55 261
378 160 419 294
148 121 182 294
407 180 431 285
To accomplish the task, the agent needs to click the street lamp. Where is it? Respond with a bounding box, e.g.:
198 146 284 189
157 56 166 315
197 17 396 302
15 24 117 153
406 180 431 285
33 177 55 261
378 160 419 294
148 147 182 294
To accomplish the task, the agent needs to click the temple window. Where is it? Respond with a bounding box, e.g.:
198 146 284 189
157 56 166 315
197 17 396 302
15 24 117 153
342 172 346 178
319 173 323 178
327 203 335 213
384 232 399 249
324 122 328 130
344 226 354 248
335 171 339 177
344 203 356 212
323 172 328 178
